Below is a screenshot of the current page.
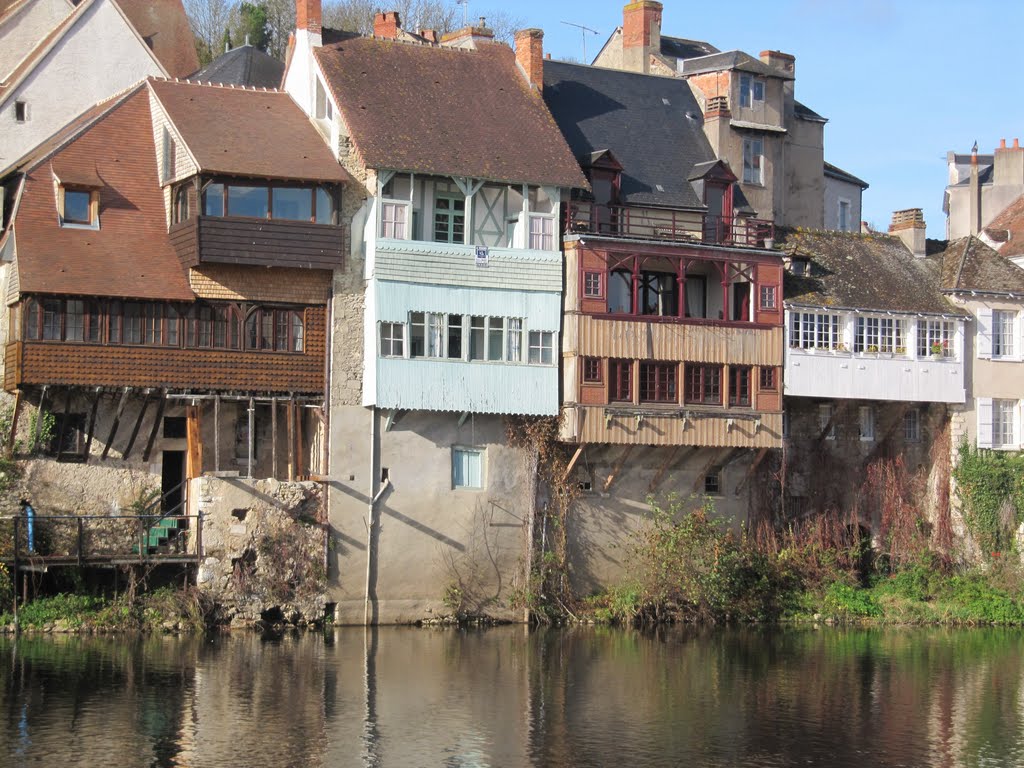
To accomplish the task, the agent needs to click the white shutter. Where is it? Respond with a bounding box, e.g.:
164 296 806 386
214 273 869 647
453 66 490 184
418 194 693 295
976 308 993 359
976 397 994 448
1016 400 1023 451
1018 310 1024 362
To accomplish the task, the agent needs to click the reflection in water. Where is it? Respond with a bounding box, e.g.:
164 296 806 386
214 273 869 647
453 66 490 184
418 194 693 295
2 627 1024 767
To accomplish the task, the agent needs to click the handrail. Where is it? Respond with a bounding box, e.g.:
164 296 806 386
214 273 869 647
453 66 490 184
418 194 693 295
564 202 774 248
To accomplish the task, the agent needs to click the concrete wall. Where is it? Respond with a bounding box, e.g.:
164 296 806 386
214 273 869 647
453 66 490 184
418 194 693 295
0 0 71 81
0 0 166 169
785 116 825 228
824 175 862 232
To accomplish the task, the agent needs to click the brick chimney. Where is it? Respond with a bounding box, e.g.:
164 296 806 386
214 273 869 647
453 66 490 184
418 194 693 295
418 28 438 44
622 1 662 74
440 18 495 49
760 50 795 77
889 208 927 258
515 29 544 92
296 0 321 35
994 136 1024 188
374 11 400 39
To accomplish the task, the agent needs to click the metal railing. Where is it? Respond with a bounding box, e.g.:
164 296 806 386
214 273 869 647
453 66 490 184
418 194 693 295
564 202 774 248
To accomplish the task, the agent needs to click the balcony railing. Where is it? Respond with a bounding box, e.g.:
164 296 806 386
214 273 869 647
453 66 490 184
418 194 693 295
170 215 345 270
565 203 774 248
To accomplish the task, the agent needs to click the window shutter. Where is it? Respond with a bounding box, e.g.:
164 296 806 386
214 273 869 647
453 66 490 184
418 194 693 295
976 308 992 359
976 397 993 448
1015 400 1023 451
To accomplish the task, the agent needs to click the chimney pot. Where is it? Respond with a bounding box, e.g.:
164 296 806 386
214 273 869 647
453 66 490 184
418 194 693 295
1016 138 1021 149
1000 138 1007 149
515 28 544 92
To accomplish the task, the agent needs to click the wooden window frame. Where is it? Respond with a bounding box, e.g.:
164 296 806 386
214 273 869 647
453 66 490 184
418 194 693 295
583 270 604 299
202 179 337 224
582 357 602 384
60 186 98 227
759 366 777 391
684 364 722 406
729 366 751 407
639 361 677 403
609 359 633 402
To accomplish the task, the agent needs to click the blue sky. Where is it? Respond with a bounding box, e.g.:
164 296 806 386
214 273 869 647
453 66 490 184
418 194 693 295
475 0 1024 238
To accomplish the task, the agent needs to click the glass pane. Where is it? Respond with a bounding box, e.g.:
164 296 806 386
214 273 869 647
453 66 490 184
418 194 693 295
64 191 91 223
487 318 504 361
65 300 84 341
316 187 334 224
203 183 224 216
272 187 313 221
292 313 304 352
447 315 462 359
453 449 482 489
469 316 485 360
227 185 268 218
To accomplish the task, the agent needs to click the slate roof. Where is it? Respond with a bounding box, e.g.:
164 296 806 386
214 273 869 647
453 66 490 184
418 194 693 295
824 161 868 189
938 236 1024 294
679 50 793 79
148 79 350 183
659 35 719 61
780 229 961 315
190 44 284 89
543 60 714 210
313 34 587 189
952 165 994 186
986 194 1024 260
9 85 194 300
795 100 827 123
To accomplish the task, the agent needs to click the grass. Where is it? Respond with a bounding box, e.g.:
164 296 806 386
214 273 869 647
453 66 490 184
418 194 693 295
0 587 208 632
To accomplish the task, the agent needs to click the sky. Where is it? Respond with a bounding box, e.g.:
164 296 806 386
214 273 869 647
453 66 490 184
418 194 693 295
465 0 1024 239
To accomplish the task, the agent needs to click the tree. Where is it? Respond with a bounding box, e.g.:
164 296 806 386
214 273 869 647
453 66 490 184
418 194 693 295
322 1 522 43
230 2 269 50
184 0 234 65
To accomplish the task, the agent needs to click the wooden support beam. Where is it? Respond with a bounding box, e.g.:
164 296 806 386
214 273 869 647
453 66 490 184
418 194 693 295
561 444 586 482
648 445 683 494
247 397 255 479
271 397 278 480
692 449 729 494
457 411 470 428
287 398 295 482
602 445 633 493
6 390 22 457
186 404 202 479
31 385 48 453
102 388 130 461
734 447 770 496
214 395 220 474
82 388 101 461
296 403 305 480
122 390 152 461
55 388 72 462
141 391 166 462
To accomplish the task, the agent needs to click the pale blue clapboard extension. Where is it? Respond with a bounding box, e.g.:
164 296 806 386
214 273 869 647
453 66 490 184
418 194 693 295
374 280 562 331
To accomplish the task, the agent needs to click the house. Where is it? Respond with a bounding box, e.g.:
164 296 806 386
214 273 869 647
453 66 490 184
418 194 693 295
978 193 1024 269
824 161 868 233
591 1 828 229
780 209 967 523
0 0 198 169
0 76 351 591
945 140 1024 240
542 58 784 593
191 41 285 89
936 235 1024 452
282 3 587 623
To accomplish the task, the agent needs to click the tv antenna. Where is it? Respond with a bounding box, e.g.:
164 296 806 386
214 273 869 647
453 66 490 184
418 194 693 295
561 20 600 62
455 0 470 27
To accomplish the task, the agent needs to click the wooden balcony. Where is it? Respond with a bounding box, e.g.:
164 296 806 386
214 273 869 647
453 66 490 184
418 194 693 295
170 216 345 270
565 203 774 249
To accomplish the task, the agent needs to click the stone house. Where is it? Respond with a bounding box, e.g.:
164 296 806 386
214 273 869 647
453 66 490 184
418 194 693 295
945 140 1024 241
824 162 868 233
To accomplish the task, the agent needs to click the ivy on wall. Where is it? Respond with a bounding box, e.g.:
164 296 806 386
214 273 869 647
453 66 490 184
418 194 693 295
953 443 1024 555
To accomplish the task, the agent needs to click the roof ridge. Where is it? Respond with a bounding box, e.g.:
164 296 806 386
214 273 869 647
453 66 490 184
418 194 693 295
158 75 280 93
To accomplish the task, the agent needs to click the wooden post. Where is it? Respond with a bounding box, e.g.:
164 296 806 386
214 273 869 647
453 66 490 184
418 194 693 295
271 397 278 480
247 396 255 479
287 398 296 482
122 390 152 460
648 445 682 494
54 388 72 462
186 404 203 480
141 391 166 462
6 390 22 457
296 403 304 480
31 385 48 453
102 387 131 461
214 395 220 474
561 444 585 483
603 445 633 493
83 388 101 461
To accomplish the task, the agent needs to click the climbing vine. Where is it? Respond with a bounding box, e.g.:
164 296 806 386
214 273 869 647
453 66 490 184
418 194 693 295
953 442 1024 555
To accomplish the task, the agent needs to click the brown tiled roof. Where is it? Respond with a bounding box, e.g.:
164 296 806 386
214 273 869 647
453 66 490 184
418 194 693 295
780 229 962 315
938 236 1024 294
313 34 588 189
986 193 1024 260
149 79 351 183
12 86 194 300
114 0 199 79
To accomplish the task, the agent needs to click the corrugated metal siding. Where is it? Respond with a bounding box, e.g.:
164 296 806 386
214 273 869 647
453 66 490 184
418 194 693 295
574 315 783 365
376 281 562 330
375 357 558 415
572 405 783 448
374 239 561 292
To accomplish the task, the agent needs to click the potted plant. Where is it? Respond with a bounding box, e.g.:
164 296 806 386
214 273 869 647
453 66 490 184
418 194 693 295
930 341 946 359
865 344 879 356
894 346 907 356
834 342 849 354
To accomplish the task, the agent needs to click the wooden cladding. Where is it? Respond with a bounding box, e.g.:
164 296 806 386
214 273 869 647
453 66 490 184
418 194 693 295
8 308 326 394
564 405 783 449
170 216 345 271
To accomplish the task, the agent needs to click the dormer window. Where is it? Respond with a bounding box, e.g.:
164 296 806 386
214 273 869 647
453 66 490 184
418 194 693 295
738 74 765 108
59 187 98 228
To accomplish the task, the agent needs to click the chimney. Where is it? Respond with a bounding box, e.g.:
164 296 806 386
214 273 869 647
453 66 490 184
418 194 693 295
440 20 494 49
622 1 662 74
296 0 322 36
374 11 400 39
515 29 544 92
760 50 795 77
418 28 438 44
889 208 927 258
994 136 1024 188
969 144 981 235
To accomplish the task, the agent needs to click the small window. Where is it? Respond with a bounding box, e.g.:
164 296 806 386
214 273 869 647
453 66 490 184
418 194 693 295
528 331 554 365
15 101 29 123
452 447 484 489
173 185 190 223
164 416 187 439
62 188 94 225
639 361 677 403
315 77 333 121
818 403 836 440
729 366 751 406
610 360 632 402
743 138 764 185
528 215 555 250
685 364 722 405
380 201 408 239
583 271 604 299
859 406 875 441
203 183 225 216
739 74 765 108
161 127 176 182
903 409 920 442
704 469 721 496
759 366 777 391
582 357 602 383
993 310 1017 359
759 285 777 311
380 322 404 357
838 199 851 232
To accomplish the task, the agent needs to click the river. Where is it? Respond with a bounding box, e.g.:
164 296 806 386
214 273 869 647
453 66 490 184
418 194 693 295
1 626 1022 767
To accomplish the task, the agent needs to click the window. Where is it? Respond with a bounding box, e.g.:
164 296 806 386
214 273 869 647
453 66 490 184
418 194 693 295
434 193 465 243
838 199 851 232
243 307 302 352
508 318 524 362
14 101 28 122
380 322 404 357
640 271 678 317
685 364 722 405
62 188 94 225
161 127 176 182
639 362 677 403
859 406 875 441
202 181 335 223
818 403 836 440
228 185 269 218
528 330 554 365
610 360 632 402
528 215 555 250
315 77 333 121
583 271 604 298
173 185 190 224
743 137 764 185
380 201 408 239
993 310 1017 358
703 469 721 496
855 316 906 353
48 413 86 459
738 74 765 108
608 269 633 314
759 285 777 311
993 400 1017 448
917 320 955 359
582 357 602 383
409 312 443 358
452 447 483 489
447 314 463 359
789 312 842 350
728 366 751 406
759 366 777 391
904 409 920 442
